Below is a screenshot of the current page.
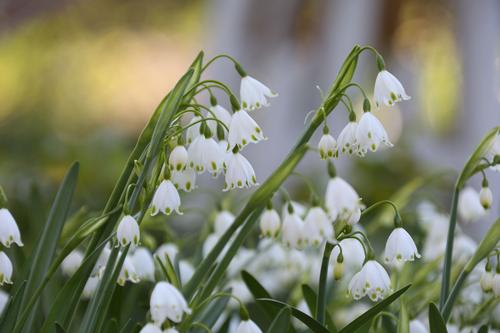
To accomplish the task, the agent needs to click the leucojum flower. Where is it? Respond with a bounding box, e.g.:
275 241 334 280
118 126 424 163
151 179 182 215
0 251 13 285
235 319 263 333
374 69 410 107
168 145 189 171
227 108 266 150
325 172 363 225
237 63 277 110
0 208 23 247
355 107 392 155
259 204 281 238
384 227 421 266
348 260 391 301
150 281 191 325
116 215 140 247
337 116 361 156
224 147 258 191
281 203 304 249
318 125 337 159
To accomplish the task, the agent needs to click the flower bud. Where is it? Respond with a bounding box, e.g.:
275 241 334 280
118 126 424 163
479 186 493 210
480 262 494 293
61 249 84 277
116 215 140 247
334 253 344 280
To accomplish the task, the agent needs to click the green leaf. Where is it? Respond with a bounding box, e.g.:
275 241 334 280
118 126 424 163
316 242 334 325
478 325 489 333
428 303 447 333
156 256 180 289
398 299 409 333
267 307 291 333
339 285 411 333
55 323 66 333
301 284 337 333
195 292 231 330
0 281 26 330
257 298 330 333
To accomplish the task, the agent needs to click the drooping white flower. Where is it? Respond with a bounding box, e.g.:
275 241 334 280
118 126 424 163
409 319 428 333
235 319 263 333
214 210 235 236
188 134 225 176
139 323 162 333
453 234 477 263
151 180 182 216
303 206 333 246
458 187 486 223
131 247 155 281
218 140 231 168
374 70 410 107
61 249 84 276
82 276 100 299
207 104 232 134
0 290 8 315
227 109 265 150
348 260 391 301
337 121 361 156
281 201 307 218
116 215 140 247
259 208 281 238
169 145 189 171
355 112 392 154
228 279 252 308
318 133 337 159
0 252 12 285
224 151 258 191
150 281 191 324
179 260 194 285
155 243 179 267
325 177 363 223
186 116 202 144
171 169 196 192
479 186 493 209
480 266 494 293
281 208 304 249
0 208 23 247
331 238 365 274
117 255 140 286
240 76 277 110
384 227 421 266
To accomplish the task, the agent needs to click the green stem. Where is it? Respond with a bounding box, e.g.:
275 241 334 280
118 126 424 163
316 242 334 324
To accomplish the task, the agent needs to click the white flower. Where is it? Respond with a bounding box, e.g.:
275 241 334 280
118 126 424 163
374 70 410 107
139 323 162 333
0 290 8 315
82 276 100 299
116 215 140 247
207 104 232 134
169 145 188 171
281 201 307 218
155 243 179 267
458 187 486 223
348 260 391 301
150 281 191 324
281 209 304 249
61 249 84 276
355 112 392 154
151 180 182 216
480 267 494 292
202 233 219 258
188 135 225 175
493 273 500 297
384 228 421 266
117 255 140 286
453 234 477 263
479 186 493 209
235 319 263 333
227 109 265 150
303 207 333 246
171 169 196 192
337 121 361 156
179 260 194 285
325 177 363 223
218 140 231 169
92 245 111 278
0 252 12 285
0 208 23 247
186 116 202 144
240 75 277 110
131 247 155 281
224 151 258 191
318 134 337 159
214 210 235 236
259 208 281 238
331 238 365 274
409 319 428 333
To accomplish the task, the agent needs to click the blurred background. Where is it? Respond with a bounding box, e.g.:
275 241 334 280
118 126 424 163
0 0 499 247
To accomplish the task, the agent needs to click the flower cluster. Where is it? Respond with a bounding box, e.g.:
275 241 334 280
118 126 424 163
0 206 23 287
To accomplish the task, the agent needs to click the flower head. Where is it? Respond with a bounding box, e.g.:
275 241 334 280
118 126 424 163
259 208 281 238
131 247 155 281
117 255 140 286
61 249 84 276
337 121 361 156
355 112 392 154
384 227 421 266
325 177 363 223
116 215 140 247
480 265 494 293
479 186 493 210
318 133 337 159
188 135 225 175
348 260 391 301
374 70 410 107
331 238 365 274
458 187 486 223
224 150 258 191
235 319 263 333
240 75 277 110
0 208 23 247
171 169 196 192
0 252 13 285
155 243 178 267
281 207 304 249
228 109 265 150
150 281 191 324
303 206 333 246
82 276 100 299
214 210 235 236
151 180 182 216
169 145 188 171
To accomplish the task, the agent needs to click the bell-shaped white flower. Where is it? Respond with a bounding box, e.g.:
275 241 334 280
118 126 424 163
325 177 363 223
139 323 162 333
214 210 235 236
337 121 361 156
169 145 188 171
331 238 365 274
240 75 277 110
259 208 281 238
348 260 391 301
224 150 258 191
356 112 392 154
171 169 196 192
409 320 428 333
117 255 140 286
207 104 232 134
179 260 194 285
202 233 219 258
374 70 410 107
303 206 333 246
61 249 84 276
318 132 337 159
155 243 179 267
458 187 486 223
235 319 263 333
227 109 265 150
82 276 100 299
218 140 231 168
0 208 23 247
186 116 202 144
281 201 307 218
116 215 140 247
480 266 494 293
188 134 225 175
151 180 182 216
479 186 493 209
150 281 191 324
281 208 304 249
0 252 12 285
131 247 155 281
384 227 421 266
